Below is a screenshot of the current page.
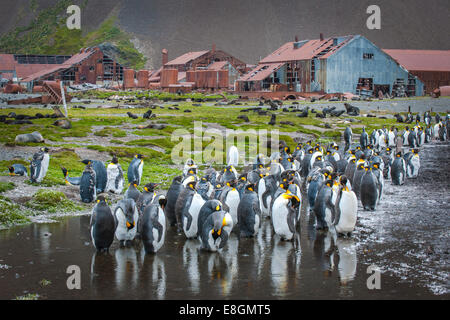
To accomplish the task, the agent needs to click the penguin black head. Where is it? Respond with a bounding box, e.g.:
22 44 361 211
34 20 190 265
8 166 14 175
351 158 356 163
396 152 402 158
136 154 144 159
144 183 159 193
372 162 380 169
412 148 419 154
96 195 107 203
325 179 334 188
245 184 256 192
187 167 197 176
226 179 238 188
239 174 247 182
339 175 348 187
130 180 139 188
215 183 223 190
308 148 314 154
41 147 49 153
316 155 323 162
306 140 312 145
81 159 92 165
111 155 119 164
187 180 197 190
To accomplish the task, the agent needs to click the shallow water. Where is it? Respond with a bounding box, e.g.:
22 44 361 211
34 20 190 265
0 143 449 300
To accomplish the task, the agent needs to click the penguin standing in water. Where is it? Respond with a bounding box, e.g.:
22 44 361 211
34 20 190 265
127 154 144 185
80 162 97 203
140 195 167 254
114 198 139 246
175 176 205 238
60 167 81 186
81 160 107 194
258 174 278 218
344 127 352 152
333 176 357 236
371 161 384 204
8 164 28 177
271 191 300 240
90 195 116 252
124 180 141 203
200 209 233 252
106 155 124 194
220 179 241 229
391 151 406 185
352 161 366 199
314 179 337 230
197 200 224 242
360 166 379 211
30 147 50 183
237 184 261 238
165 176 183 226
404 148 420 179
136 183 159 214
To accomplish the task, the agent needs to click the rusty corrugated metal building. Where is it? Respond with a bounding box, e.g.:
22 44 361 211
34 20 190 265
237 35 424 97
383 49 450 94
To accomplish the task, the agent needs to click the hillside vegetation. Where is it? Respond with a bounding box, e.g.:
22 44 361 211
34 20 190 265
0 0 146 70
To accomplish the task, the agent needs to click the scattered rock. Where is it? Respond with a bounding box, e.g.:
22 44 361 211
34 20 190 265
127 112 138 119
53 119 72 129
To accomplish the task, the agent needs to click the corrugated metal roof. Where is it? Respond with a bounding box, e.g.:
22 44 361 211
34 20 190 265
383 49 450 72
207 61 228 71
165 50 209 66
237 63 285 82
0 54 16 71
260 35 354 63
21 49 97 82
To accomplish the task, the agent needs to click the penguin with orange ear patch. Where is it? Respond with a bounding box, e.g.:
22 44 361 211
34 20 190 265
114 198 139 246
313 179 336 230
271 189 300 241
391 151 406 185
238 184 261 238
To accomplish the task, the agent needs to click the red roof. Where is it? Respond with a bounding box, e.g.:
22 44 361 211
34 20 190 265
260 35 354 63
21 49 98 82
237 63 285 82
0 54 16 71
0 54 55 80
383 49 450 72
165 51 209 66
207 61 228 71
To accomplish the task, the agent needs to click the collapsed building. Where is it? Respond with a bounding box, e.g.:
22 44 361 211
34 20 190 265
236 34 425 99
148 45 248 92
382 49 450 94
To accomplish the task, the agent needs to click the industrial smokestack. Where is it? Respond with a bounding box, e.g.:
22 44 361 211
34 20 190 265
212 43 216 54
295 35 299 42
320 33 324 41
162 49 168 66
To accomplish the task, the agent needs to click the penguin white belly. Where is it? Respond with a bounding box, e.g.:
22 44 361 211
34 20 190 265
258 179 270 217
333 152 341 162
153 208 166 252
206 231 219 252
410 155 420 178
183 194 205 238
36 154 50 182
106 165 122 193
335 191 357 234
272 198 293 240
434 125 440 138
225 190 240 227
115 209 136 241
388 132 396 147
379 135 386 149
138 161 143 185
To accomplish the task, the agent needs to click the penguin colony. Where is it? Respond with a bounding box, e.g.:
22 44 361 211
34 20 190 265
6 113 449 253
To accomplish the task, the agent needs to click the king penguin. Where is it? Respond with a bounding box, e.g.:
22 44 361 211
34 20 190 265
106 155 124 194
271 191 300 240
333 176 357 236
61 167 81 186
360 166 379 211
80 162 97 203
220 179 241 229
127 154 144 185
404 148 420 179
175 176 205 238
344 126 352 152
165 176 183 227
360 127 369 150
8 164 28 177
200 209 233 252
140 195 167 254
30 147 50 183
90 195 116 252
81 159 107 194
313 179 336 230
124 180 141 203
136 182 159 214
114 198 139 246
391 151 406 185
197 200 224 242
237 184 261 238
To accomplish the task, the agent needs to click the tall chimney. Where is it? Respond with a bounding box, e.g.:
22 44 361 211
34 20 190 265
320 33 324 41
295 35 299 42
212 43 216 54
162 48 168 66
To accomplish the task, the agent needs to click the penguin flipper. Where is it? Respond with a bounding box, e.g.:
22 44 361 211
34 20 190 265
153 219 164 243
333 189 343 226
218 231 229 249
287 207 296 234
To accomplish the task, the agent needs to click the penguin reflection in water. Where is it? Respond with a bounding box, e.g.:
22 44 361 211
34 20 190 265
114 198 139 246
333 176 357 237
90 195 116 252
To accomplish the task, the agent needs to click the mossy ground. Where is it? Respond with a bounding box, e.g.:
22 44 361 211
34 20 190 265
0 94 445 228
26 189 84 214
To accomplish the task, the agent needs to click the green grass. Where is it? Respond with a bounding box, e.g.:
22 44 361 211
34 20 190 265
0 182 15 193
25 189 84 214
0 196 31 228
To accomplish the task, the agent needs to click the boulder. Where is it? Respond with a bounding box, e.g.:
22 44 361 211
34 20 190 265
15 131 44 143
